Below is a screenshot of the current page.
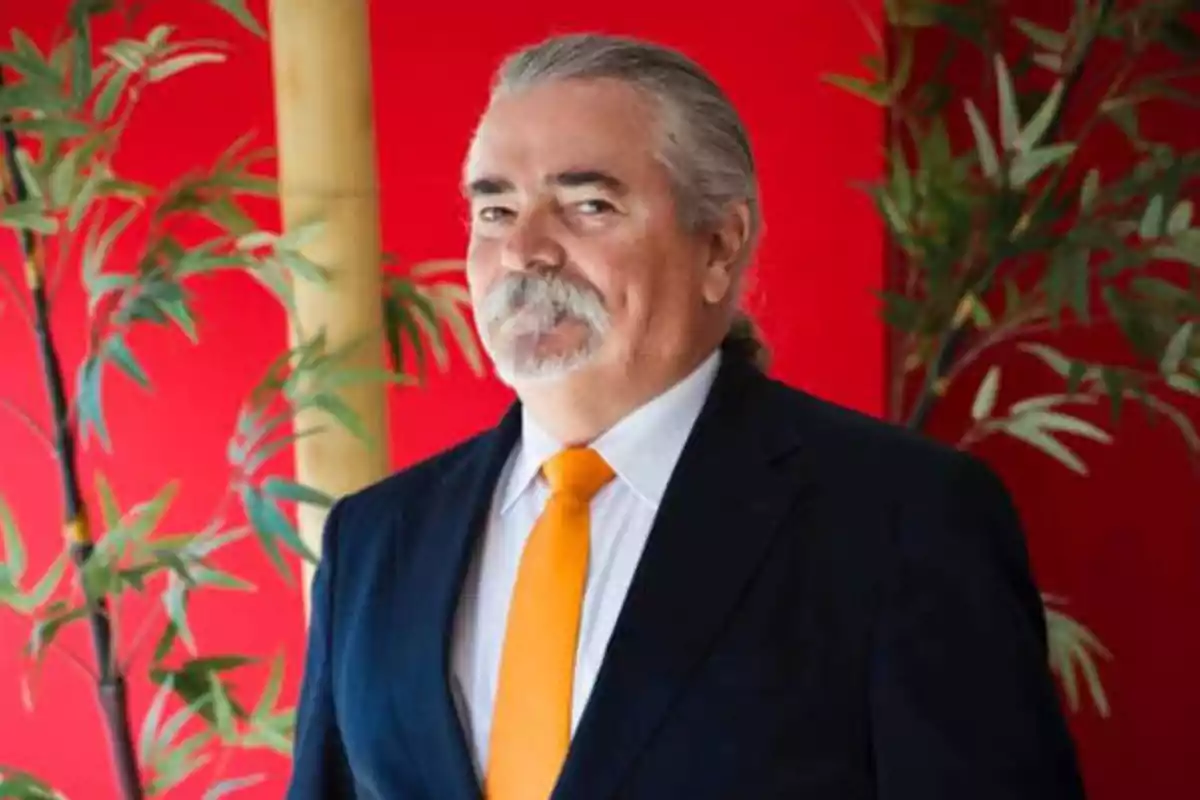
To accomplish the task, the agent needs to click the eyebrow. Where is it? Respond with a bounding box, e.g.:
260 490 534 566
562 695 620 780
464 169 628 198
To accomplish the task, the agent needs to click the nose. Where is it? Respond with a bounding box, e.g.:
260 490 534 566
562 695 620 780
499 207 566 274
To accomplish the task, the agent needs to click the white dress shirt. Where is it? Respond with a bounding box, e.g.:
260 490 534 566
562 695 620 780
449 347 722 780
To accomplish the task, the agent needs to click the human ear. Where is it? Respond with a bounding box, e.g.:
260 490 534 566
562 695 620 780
701 200 751 305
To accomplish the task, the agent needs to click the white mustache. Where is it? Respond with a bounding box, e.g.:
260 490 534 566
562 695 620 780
479 272 609 335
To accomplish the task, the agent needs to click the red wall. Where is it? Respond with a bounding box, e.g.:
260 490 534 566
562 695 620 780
0 1 883 797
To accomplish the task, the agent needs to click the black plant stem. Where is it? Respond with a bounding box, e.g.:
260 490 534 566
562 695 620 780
0 70 144 800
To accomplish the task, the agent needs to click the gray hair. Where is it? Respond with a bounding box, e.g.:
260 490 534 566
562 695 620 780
487 33 769 369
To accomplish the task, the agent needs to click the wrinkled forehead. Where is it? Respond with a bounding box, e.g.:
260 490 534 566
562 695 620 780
462 78 665 190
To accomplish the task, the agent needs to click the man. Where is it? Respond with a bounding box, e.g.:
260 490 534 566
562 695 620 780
286 33 1085 800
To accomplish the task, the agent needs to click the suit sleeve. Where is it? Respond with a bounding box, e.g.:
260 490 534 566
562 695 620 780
286 499 357 799
869 452 1086 799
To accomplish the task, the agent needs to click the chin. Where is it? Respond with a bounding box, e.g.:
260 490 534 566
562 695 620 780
487 331 607 387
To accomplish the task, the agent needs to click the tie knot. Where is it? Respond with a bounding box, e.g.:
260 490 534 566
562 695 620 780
542 447 614 502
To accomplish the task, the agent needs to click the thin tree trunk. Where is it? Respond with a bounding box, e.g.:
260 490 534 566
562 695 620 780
1 76 144 800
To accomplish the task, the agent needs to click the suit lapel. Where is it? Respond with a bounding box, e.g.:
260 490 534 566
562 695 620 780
553 352 814 800
388 402 522 800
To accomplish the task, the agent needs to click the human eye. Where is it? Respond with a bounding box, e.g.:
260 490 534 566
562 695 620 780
574 198 617 215
475 205 515 224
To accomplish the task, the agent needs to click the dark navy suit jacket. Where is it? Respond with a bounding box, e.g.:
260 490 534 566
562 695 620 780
285 345 1086 799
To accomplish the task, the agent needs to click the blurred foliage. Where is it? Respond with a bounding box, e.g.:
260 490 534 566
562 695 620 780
0 0 482 796
826 0 1199 721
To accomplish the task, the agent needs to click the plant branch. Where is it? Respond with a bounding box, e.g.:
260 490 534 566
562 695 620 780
905 0 1118 431
1 68 144 799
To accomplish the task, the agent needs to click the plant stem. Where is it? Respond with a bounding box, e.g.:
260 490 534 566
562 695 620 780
0 73 144 800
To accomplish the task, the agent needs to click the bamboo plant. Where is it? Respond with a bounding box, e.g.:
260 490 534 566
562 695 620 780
0 1 481 797
825 0 1199 719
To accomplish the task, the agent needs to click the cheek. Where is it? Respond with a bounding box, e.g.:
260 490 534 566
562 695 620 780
465 241 499 295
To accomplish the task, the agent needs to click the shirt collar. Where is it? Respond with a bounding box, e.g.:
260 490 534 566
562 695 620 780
500 348 722 513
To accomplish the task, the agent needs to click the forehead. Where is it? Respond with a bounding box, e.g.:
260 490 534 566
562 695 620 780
464 78 663 186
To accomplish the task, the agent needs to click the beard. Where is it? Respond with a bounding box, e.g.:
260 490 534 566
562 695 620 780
475 271 611 385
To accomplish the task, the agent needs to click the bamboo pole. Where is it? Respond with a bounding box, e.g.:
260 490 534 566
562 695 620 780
267 0 389 608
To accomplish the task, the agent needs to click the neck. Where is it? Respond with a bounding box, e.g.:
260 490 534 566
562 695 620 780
514 343 720 445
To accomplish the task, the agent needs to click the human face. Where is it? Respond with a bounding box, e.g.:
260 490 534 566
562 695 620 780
462 77 737 389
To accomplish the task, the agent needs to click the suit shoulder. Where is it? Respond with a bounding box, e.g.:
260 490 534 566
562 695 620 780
759 375 1004 496
324 426 497 553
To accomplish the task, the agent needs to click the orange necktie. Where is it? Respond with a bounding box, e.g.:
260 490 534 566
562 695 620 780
485 447 616 800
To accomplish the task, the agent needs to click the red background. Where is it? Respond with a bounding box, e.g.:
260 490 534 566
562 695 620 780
0 1 1195 799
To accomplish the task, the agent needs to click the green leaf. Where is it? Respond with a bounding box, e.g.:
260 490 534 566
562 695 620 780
1013 17 1066 51
1100 368 1126 424
1018 342 1073 376
1021 410 1112 444
0 499 27 583
75 356 112 451
68 164 109 231
1167 373 1200 397
3 116 92 138
148 51 226 81
276 251 330 284
383 293 416 376
0 32 59 85
964 99 1000 180
1046 604 1112 717
1009 393 1082 416
240 486 316 577
1014 81 1065 152
208 0 267 37
0 766 64 799
158 294 199 343
311 393 370 445
209 673 237 741
1009 143 1075 188
28 603 88 663
139 676 175 765
18 555 68 613
1104 100 1140 144
252 652 286 720
1032 52 1063 73
972 366 1001 421
1080 169 1101 211
94 65 130 121
821 73 891 105
1140 195 1165 239
13 149 42 201
162 574 196 653
152 620 178 663
144 731 211 796
1002 419 1089 474
1167 200 1193 236
1066 361 1088 395
104 334 152 390
83 206 138 305
203 775 266 800
994 55 1020 151
1161 322 1193 375
428 284 484 376
261 478 335 509
0 200 57 234
889 141 914 215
